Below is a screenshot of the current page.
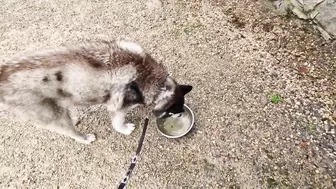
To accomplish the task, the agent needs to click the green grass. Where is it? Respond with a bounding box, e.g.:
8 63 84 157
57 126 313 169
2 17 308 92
308 121 316 133
183 21 202 35
270 93 283 104
266 178 279 188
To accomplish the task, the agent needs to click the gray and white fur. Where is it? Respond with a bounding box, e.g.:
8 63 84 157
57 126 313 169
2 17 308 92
0 40 192 144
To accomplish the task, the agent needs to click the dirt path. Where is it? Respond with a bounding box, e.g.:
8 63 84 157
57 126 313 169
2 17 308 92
0 0 335 188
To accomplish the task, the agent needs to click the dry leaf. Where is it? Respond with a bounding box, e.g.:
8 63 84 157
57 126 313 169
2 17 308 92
298 67 309 73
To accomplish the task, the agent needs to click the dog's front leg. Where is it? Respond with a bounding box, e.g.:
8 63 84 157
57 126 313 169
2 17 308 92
107 107 135 135
109 110 135 135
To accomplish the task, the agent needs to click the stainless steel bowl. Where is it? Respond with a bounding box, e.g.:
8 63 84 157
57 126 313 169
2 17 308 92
156 104 195 138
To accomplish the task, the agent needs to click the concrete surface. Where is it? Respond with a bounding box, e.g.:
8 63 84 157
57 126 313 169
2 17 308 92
0 0 335 188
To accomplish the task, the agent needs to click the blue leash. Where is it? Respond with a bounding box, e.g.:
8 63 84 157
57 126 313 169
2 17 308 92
118 118 149 189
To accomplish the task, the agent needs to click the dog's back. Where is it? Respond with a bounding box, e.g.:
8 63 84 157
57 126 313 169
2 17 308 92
0 41 142 122
2 42 139 100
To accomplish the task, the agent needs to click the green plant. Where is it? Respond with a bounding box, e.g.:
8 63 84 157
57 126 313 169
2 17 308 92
270 93 283 104
308 121 316 133
266 178 279 188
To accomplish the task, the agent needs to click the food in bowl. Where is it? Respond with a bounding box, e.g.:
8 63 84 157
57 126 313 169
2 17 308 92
156 104 194 138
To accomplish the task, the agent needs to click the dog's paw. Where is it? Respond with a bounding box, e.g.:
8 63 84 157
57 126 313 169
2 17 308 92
116 123 135 135
76 134 96 145
85 134 96 142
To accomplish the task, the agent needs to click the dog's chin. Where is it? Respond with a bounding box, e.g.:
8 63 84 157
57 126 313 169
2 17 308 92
158 112 167 118
171 113 182 118
153 110 182 119
161 112 182 119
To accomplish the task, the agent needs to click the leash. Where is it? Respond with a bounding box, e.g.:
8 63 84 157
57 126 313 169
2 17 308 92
118 118 149 189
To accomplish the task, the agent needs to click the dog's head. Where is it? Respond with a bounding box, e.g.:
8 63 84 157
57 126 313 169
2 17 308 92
153 77 192 119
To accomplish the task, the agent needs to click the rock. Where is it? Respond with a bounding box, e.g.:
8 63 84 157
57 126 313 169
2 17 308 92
272 0 290 15
270 0 336 39
316 25 332 40
292 7 309 19
146 0 162 10
302 0 324 12
315 1 336 36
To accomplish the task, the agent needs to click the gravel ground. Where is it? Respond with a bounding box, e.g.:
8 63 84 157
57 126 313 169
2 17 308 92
0 0 335 188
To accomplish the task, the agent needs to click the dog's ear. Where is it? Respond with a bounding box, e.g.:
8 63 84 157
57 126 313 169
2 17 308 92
180 85 192 95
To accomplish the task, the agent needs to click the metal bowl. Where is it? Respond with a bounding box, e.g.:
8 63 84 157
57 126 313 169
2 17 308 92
156 104 195 138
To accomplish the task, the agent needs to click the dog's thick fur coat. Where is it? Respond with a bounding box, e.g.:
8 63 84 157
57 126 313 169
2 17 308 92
0 40 192 144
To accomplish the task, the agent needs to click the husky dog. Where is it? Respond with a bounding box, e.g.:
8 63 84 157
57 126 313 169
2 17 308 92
0 40 192 144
